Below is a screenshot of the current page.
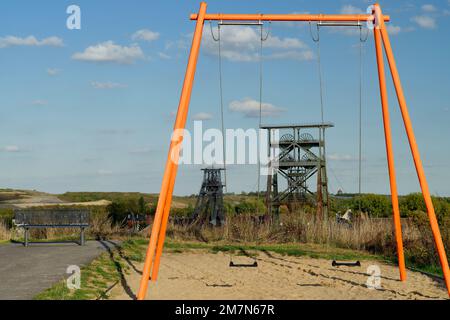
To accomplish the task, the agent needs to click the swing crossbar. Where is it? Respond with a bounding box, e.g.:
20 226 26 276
218 21 263 26
317 21 364 27
191 13 390 23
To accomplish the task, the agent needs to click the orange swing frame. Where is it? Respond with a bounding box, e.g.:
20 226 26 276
137 3 450 300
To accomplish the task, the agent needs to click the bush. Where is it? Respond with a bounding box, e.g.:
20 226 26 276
0 209 14 226
351 194 391 217
400 193 450 219
233 199 265 215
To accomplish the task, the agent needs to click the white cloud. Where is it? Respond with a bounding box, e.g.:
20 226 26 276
203 26 313 62
192 112 213 121
46 68 61 76
3 145 21 153
0 35 63 48
386 24 403 35
411 15 437 29
421 4 437 12
229 98 285 118
158 52 171 59
266 50 314 61
97 169 113 176
72 41 145 64
132 29 160 42
91 81 127 89
265 36 308 49
340 5 364 15
32 100 48 106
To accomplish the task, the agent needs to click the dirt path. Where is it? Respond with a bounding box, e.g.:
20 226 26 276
0 191 111 209
110 251 447 300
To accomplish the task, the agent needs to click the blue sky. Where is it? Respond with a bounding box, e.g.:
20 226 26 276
1 0 449 196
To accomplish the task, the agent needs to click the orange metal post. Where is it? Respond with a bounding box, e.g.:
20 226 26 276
151 85 194 282
151 168 177 281
137 2 208 300
375 5 450 296
150 3 207 282
373 25 406 281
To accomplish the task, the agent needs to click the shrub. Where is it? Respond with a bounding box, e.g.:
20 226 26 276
351 194 391 217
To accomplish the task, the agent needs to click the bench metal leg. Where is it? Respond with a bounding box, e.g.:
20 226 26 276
80 227 85 246
24 228 29 247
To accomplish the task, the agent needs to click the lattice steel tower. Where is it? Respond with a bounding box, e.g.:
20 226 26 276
261 123 334 218
192 168 225 226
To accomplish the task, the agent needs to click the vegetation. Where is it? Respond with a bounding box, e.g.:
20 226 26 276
2 189 450 286
0 220 11 242
58 191 157 203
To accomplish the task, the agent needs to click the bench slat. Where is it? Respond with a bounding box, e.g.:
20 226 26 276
14 209 90 227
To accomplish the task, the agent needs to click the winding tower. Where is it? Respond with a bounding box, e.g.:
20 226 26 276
261 123 333 218
192 168 225 226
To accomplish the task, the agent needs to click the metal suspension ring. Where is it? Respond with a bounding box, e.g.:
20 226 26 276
260 21 272 41
209 21 220 42
359 24 369 42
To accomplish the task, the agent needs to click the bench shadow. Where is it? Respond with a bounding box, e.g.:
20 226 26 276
98 240 137 300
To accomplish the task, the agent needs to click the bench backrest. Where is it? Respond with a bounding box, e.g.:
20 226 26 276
14 209 90 227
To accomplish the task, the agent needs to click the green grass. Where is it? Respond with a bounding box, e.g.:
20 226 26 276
125 238 381 262
34 239 144 300
164 241 380 261
57 192 158 203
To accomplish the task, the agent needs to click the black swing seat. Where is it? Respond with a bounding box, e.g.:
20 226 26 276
332 260 361 267
229 261 258 268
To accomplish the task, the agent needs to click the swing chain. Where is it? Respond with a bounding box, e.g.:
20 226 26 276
309 21 320 43
358 24 367 212
209 20 221 42
260 21 272 41
359 23 369 43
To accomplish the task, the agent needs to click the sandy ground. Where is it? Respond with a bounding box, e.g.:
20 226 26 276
110 251 448 300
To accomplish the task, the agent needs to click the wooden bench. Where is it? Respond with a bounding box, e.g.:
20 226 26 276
14 209 90 247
